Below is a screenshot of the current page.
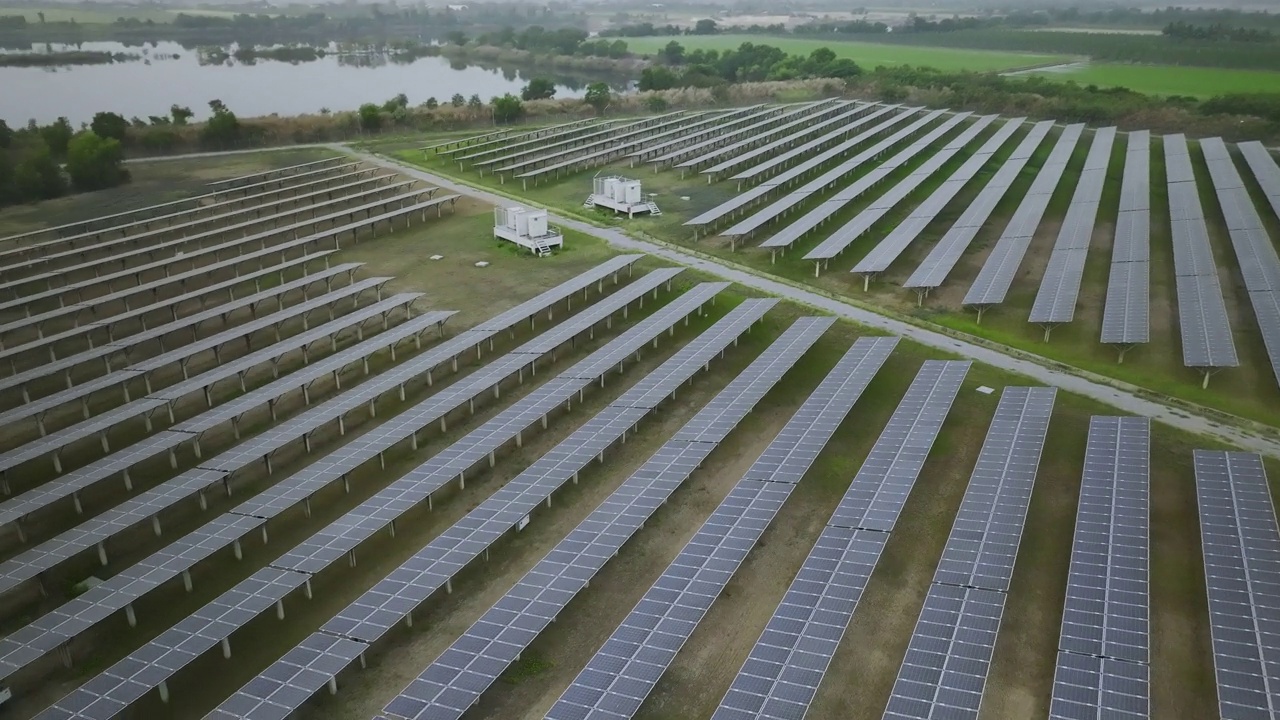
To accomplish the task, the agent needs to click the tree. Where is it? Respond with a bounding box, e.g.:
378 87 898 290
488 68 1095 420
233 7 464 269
382 93 408 112
39 117 73 157
659 40 684 65
521 78 557 101
65 132 129 192
170 104 194 125
693 18 718 35
584 82 611 114
12 139 65 202
445 30 468 46
36 11 44 23
450 93 466 107
644 96 669 112
467 94 483 109
491 94 524 124
90 111 129 142
0 119 11 149
425 97 439 109
201 99 240 147
358 103 382 131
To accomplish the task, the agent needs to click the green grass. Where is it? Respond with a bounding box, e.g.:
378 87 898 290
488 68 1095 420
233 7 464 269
0 4 178 23
623 34 1071 73
1030 62 1280 98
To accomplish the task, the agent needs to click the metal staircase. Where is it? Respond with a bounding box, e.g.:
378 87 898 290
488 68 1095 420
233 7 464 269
583 195 596 208
531 235 552 257
644 201 662 216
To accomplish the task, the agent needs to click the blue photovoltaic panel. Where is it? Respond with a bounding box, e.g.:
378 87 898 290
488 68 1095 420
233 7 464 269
1194 450 1280 720
542 337 897 720
379 318 832 720
1049 651 1149 720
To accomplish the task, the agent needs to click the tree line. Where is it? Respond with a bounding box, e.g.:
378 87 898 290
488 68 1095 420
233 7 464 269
640 41 861 91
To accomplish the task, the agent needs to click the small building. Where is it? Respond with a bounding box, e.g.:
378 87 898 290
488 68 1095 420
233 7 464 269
585 176 660 218
494 206 563 256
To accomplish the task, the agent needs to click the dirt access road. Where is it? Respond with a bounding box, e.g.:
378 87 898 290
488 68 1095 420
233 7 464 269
336 145 1280 458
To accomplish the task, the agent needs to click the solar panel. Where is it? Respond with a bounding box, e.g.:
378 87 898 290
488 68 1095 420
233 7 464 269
1049 651 1149 720
661 103 839 169
208 156 344 188
542 336 896 720
743 109 953 244
1238 141 1280 224
205 632 368 720
700 103 869 178
1049 416 1150 719
683 105 904 229
378 317 833 720
932 386 1056 592
1177 273 1239 369
905 120 1055 291
1194 450 1280 720
1100 258 1150 345
1199 137 1280 387
1029 127 1117 326
884 584 1007 720
964 124 1085 308
710 360 969 720
203 286 744 719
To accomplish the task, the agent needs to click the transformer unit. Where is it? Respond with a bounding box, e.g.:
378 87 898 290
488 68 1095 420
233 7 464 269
585 175 660 218
494 206 563 257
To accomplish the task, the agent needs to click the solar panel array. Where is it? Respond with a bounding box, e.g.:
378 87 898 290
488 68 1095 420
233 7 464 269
683 104 906 230
1049 416 1151 720
542 336 898 720
749 109 957 249
849 116 1020 276
964 124 1085 308
1101 131 1152 346
202 291 765 720
1200 137 1280 386
884 386 1056 720
1194 450 1280 720
0 261 360 399
1028 126 1116 327
1164 134 1239 371
0 261 663 685
905 120 1054 292
802 110 988 259
712 360 970 720
655 103 842 169
500 111 708 175
699 103 870 179
675 102 851 171
378 317 834 720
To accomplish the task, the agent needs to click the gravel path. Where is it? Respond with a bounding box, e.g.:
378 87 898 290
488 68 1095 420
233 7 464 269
342 145 1280 458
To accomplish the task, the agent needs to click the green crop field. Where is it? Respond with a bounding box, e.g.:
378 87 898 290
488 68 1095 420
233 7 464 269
1029 62 1280 98
623 34 1071 72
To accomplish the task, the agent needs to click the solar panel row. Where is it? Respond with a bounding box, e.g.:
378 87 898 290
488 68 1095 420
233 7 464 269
201 291 762 720
207 156 344 189
457 117 638 165
1238 141 1280 225
848 116 1019 276
1029 127 1117 328
699 103 872 180
740 109 952 244
500 111 714 175
683 104 907 231
1164 134 1239 373
541 336 898 720
904 120 1055 292
884 386 1056 720
1 277 721 689
628 106 774 164
1193 450 1280 720
1199 137 1280 387
712 360 970 720
963 124 1085 310
0 259 647 597
1101 131 1152 348
378 316 834 720
1049 416 1151 720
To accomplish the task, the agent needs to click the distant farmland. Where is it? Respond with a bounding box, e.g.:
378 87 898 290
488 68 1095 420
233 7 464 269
1028 62 1280 98
623 34 1070 73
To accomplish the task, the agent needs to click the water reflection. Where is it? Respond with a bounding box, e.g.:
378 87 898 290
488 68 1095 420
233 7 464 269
0 40 632 125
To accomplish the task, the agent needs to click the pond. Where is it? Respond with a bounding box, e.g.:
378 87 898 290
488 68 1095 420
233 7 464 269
0 41 623 125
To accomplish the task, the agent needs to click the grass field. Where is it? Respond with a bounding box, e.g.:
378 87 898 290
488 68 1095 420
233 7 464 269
1030 61 1280 98
623 34 1071 72
0 148 1275 720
